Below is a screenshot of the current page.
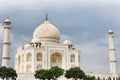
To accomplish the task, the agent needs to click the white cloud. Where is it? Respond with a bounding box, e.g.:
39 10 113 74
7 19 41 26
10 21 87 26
60 29 112 72
77 42 109 72
74 29 120 73
0 0 120 11
61 33 109 72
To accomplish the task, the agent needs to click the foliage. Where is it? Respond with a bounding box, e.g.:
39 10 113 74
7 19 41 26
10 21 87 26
65 67 86 80
0 66 9 80
34 69 46 80
0 66 17 80
108 76 112 80
34 66 64 80
8 67 17 80
44 69 52 80
50 66 64 80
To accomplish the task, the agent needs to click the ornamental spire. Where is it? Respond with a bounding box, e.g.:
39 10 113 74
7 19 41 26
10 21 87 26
46 14 48 21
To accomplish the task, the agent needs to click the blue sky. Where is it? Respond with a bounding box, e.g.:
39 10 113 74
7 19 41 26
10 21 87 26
0 0 120 73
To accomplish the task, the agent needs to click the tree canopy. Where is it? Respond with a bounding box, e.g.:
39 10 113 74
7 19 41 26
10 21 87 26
34 69 46 80
34 66 64 80
50 66 64 80
0 66 17 80
65 67 86 80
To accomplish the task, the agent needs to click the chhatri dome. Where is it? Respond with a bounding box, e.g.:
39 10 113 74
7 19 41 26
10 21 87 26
63 39 72 45
32 18 60 44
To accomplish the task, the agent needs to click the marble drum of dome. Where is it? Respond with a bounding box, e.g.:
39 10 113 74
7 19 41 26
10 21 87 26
32 20 60 44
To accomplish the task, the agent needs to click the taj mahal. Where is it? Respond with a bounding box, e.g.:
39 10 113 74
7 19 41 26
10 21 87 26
1 17 120 80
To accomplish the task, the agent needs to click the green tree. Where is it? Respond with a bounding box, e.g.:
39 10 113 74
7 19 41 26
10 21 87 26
87 76 96 80
34 66 64 80
8 67 17 80
44 69 52 80
0 66 9 80
50 66 64 80
0 66 17 80
108 76 112 80
65 67 86 80
34 69 46 80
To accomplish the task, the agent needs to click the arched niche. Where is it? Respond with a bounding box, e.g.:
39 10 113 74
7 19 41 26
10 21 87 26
18 55 21 72
37 53 42 61
50 52 62 68
36 64 42 70
26 64 31 73
78 54 80 63
71 54 75 62
18 55 21 65
26 53 32 62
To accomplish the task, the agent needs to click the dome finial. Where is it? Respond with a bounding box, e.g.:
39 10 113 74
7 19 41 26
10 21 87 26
46 14 48 21
4 17 11 25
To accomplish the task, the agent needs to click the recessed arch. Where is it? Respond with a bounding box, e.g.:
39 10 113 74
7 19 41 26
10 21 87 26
26 53 32 62
18 55 21 64
18 55 21 72
71 54 75 62
37 53 42 61
50 52 62 68
36 64 42 70
78 54 80 63
26 64 31 73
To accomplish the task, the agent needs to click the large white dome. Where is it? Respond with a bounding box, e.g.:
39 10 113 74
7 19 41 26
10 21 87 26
32 20 60 43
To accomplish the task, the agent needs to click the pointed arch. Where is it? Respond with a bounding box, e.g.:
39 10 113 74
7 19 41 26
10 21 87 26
26 53 32 62
71 54 75 62
18 55 21 64
78 53 80 63
37 53 42 61
18 55 21 72
26 64 31 73
36 64 42 70
50 52 62 68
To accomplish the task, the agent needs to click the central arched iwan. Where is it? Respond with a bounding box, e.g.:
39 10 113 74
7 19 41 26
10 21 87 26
50 52 62 68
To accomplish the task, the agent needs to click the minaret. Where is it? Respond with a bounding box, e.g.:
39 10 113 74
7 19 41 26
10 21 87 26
108 29 117 75
2 18 11 67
